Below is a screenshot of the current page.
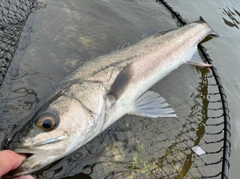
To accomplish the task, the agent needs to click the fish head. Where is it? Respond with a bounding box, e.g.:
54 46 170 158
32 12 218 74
3 82 107 177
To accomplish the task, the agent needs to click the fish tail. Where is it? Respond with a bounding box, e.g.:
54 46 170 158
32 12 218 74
200 16 219 37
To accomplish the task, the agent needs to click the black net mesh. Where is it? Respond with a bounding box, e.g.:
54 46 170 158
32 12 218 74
0 0 35 87
0 0 231 179
158 1 231 178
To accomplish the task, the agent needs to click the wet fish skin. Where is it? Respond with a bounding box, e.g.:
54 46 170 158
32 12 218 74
3 18 217 177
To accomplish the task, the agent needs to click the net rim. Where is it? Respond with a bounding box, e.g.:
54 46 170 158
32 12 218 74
158 1 231 178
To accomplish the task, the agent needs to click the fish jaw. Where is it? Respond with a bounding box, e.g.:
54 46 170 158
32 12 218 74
4 154 62 178
3 132 72 177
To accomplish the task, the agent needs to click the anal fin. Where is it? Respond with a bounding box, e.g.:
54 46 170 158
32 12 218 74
128 91 177 118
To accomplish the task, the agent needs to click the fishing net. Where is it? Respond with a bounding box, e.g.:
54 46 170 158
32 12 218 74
158 1 231 178
0 0 36 87
0 0 230 179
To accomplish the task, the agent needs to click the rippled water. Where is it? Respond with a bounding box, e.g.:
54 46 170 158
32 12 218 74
0 0 239 178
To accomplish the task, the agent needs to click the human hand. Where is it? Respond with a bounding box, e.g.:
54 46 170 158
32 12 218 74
0 150 34 179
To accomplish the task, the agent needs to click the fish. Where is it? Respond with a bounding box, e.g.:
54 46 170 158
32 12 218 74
3 17 217 178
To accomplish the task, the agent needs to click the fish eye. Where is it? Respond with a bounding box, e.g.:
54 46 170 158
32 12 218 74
36 115 57 131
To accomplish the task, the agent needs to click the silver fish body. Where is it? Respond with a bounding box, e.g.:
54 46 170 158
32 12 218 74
3 19 217 177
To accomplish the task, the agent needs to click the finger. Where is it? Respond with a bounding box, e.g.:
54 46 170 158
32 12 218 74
16 175 35 179
0 150 26 177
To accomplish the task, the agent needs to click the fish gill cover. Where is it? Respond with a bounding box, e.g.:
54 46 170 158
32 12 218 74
0 0 230 179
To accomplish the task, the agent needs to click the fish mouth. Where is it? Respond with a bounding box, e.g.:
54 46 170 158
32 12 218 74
3 135 69 178
3 153 49 178
4 150 62 178
13 134 69 156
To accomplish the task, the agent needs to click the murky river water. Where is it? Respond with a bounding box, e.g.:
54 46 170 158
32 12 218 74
0 0 239 178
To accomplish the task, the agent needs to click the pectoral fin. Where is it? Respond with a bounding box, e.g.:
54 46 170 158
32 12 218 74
187 51 212 67
128 91 177 118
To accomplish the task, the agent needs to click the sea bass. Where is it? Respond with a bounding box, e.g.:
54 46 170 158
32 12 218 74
3 18 217 177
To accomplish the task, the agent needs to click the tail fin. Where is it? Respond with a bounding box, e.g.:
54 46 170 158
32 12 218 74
200 16 219 37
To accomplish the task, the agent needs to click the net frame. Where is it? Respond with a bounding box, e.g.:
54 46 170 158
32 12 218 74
157 1 231 178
